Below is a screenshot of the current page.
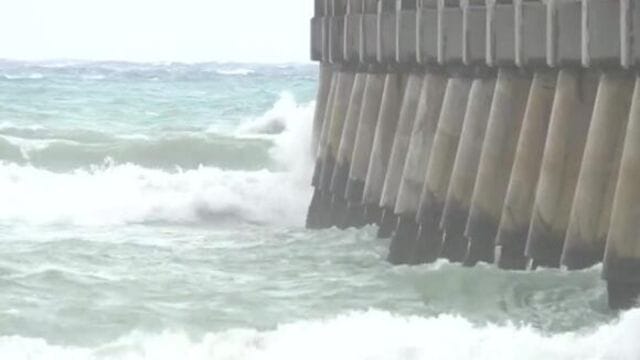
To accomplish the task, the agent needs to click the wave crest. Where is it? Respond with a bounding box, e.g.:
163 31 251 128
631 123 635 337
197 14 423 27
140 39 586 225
0 162 311 227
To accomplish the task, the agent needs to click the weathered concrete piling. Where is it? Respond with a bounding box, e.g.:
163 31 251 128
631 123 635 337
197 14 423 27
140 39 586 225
363 72 406 228
414 74 472 264
440 74 495 262
330 72 368 228
562 72 634 269
604 76 640 310
495 70 557 270
391 72 447 263
308 0 640 309
346 71 386 225
380 72 424 238
525 69 599 268
464 68 531 266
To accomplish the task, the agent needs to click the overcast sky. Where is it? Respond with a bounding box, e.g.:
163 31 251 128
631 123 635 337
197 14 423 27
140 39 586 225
0 0 313 63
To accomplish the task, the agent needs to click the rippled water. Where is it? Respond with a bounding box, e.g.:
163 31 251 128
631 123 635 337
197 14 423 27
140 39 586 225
0 61 637 359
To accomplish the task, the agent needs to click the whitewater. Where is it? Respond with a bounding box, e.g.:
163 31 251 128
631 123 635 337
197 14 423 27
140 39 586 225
0 60 638 360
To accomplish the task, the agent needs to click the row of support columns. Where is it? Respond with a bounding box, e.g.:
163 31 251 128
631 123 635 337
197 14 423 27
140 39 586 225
307 64 640 310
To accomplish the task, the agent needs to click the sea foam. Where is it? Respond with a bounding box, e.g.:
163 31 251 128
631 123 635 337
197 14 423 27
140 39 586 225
0 309 638 360
0 94 315 227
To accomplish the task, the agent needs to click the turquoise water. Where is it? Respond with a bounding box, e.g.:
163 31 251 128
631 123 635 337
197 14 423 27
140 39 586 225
0 61 638 359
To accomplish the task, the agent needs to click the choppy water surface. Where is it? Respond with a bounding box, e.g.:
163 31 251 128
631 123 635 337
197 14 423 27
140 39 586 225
0 60 638 359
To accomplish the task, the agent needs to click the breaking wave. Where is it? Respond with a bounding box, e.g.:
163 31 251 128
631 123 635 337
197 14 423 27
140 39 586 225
1 309 638 360
0 93 315 226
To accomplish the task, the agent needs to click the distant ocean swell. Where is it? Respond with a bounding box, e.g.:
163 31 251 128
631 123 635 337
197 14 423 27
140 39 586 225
1 309 639 360
0 94 315 227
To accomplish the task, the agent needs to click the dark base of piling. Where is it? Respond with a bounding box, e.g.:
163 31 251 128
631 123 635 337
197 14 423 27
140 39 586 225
441 230 468 263
330 196 350 229
414 224 443 264
464 212 499 266
440 202 470 263
416 201 445 264
607 281 640 310
345 178 365 204
364 204 383 225
319 154 336 192
561 241 605 270
346 203 367 228
495 227 529 270
377 207 397 239
306 189 333 229
388 215 419 265
525 217 564 268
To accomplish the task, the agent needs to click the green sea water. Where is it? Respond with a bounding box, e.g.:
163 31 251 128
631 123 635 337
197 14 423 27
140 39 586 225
0 61 638 360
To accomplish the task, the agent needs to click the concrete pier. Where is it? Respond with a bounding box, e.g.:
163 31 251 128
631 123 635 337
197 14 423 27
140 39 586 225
312 65 335 154
604 76 640 310
562 71 634 270
464 68 531 266
363 73 405 226
379 72 424 238
525 69 599 268
440 74 496 262
346 71 386 224
307 68 341 229
388 71 447 264
307 0 640 309
495 70 557 270
317 69 356 228
330 72 369 228
414 74 472 264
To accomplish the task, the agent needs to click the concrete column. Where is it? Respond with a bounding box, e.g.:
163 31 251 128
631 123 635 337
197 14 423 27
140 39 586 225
495 70 557 270
344 0 364 64
396 0 418 63
437 0 463 65
361 0 380 64
379 72 425 238
311 0 326 61
562 71 634 270
329 0 348 63
464 68 532 266
346 71 386 224
603 75 640 310
312 64 336 154
525 69 599 268
413 74 472 264
388 71 448 264
417 0 439 65
363 73 406 225
378 0 398 64
440 73 496 263
486 0 516 67
515 0 547 68
307 70 341 229
330 72 369 228
316 69 357 228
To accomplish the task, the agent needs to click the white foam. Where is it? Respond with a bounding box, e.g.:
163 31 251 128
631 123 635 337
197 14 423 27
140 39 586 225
216 68 255 76
0 162 311 227
1 73 44 80
0 91 316 227
0 309 638 360
235 92 304 136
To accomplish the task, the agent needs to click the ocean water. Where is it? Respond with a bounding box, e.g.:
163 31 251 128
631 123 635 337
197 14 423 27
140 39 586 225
0 60 638 360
